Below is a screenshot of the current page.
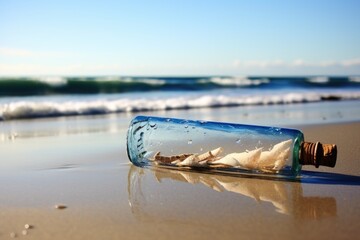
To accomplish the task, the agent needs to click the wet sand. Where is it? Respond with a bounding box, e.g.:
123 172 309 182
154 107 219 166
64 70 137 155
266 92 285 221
0 107 359 240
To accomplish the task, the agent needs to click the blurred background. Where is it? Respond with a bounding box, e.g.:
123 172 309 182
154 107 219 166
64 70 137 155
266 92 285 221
0 0 359 122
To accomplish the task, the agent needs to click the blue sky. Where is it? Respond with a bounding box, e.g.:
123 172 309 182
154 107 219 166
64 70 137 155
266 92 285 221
0 0 359 76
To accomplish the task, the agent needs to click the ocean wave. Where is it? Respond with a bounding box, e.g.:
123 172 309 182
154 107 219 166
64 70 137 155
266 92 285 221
1 91 360 120
0 76 359 96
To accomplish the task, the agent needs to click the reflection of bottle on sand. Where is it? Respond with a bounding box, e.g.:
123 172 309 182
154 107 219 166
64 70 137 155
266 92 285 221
128 165 336 220
127 116 337 178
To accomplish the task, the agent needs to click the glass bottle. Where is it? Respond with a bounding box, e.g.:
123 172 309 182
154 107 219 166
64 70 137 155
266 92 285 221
127 116 337 178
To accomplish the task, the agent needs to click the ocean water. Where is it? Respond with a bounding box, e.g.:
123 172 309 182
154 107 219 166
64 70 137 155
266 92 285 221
0 76 360 121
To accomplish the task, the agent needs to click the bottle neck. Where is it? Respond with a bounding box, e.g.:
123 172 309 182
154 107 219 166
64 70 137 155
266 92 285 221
299 141 337 168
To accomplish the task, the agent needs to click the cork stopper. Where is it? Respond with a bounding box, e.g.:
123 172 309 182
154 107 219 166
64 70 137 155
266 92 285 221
300 142 337 168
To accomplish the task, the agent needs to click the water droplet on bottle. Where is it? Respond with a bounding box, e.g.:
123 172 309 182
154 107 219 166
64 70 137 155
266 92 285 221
200 147 203 151
188 140 193 144
184 124 189 129
236 139 241 144
166 118 171 122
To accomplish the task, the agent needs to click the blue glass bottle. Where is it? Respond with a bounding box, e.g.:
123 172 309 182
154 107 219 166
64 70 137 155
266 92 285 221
127 116 337 178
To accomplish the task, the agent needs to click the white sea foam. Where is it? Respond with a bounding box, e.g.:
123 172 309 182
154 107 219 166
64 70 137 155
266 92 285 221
349 76 360 83
205 77 269 86
131 78 166 85
307 76 329 84
33 76 68 86
1 91 360 120
92 77 166 85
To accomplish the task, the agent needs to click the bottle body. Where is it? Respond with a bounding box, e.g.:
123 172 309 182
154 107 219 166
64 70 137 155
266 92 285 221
127 116 305 178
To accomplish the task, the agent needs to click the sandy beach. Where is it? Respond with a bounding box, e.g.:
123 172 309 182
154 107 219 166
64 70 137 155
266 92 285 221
0 105 360 240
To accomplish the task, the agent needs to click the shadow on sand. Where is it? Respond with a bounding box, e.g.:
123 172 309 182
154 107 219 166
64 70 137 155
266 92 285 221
300 170 360 186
